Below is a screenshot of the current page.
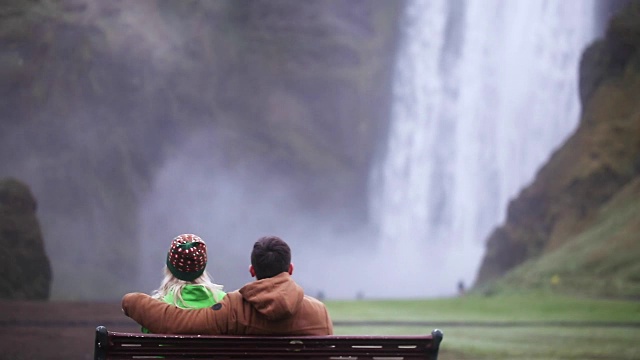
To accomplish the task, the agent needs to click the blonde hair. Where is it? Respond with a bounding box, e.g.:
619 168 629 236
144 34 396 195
151 266 224 308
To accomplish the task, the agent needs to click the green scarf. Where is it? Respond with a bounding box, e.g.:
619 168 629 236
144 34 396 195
141 285 226 333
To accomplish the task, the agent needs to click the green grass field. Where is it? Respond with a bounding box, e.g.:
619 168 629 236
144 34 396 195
325 293 640 360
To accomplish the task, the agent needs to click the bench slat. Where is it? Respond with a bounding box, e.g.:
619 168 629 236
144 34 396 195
95 326 443 360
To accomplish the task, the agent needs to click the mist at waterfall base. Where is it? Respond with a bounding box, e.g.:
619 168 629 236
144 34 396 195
136 0 601 300
137 130 381 300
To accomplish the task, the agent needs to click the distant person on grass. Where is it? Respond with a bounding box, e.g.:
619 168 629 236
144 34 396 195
142 233 226 333
123 235 333 335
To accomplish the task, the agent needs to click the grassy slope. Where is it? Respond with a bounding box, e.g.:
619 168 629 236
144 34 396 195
326 294 640 360
482 177 640 299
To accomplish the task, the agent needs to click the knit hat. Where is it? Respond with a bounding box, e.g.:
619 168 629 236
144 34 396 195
166 234 208 281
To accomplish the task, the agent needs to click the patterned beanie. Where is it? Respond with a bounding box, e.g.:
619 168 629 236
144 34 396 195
166 234 208 281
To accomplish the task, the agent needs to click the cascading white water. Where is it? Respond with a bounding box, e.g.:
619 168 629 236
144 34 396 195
370 0 597 297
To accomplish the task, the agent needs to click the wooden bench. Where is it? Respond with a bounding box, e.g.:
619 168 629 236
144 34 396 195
94 326 443 360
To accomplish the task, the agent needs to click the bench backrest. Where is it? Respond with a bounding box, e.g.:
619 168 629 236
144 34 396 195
94 326 443 360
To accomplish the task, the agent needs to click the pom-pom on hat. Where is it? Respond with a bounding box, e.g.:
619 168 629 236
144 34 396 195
166 234 208 281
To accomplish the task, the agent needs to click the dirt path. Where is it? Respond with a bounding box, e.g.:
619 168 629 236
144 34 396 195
0 300 138 360
0 301 472 360
2 300 638 360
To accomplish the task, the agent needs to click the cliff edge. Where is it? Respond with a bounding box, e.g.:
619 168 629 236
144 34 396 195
474 2 640 298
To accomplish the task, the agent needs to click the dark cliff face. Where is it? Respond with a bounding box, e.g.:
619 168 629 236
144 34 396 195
0 0 403 299
474 1 640 293
0 178 52 300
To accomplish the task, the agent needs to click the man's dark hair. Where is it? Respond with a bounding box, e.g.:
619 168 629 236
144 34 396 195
251 236 291 280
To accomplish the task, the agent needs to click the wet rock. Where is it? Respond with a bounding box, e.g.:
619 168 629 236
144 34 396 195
0 178 52 300
579 0 640 107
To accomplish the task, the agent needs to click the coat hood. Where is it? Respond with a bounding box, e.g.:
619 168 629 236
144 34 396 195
239 272 304 321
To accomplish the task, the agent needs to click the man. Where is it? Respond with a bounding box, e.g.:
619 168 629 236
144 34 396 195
122 236 333 335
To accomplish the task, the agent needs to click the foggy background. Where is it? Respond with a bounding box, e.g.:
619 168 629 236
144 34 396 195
0 0 624 300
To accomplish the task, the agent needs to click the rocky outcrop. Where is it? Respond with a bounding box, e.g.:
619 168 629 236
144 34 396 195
0 178 52 300
475 1 640 288
580 1 640 106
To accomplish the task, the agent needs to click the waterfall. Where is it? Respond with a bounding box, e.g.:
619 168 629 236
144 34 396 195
370 0 597 297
